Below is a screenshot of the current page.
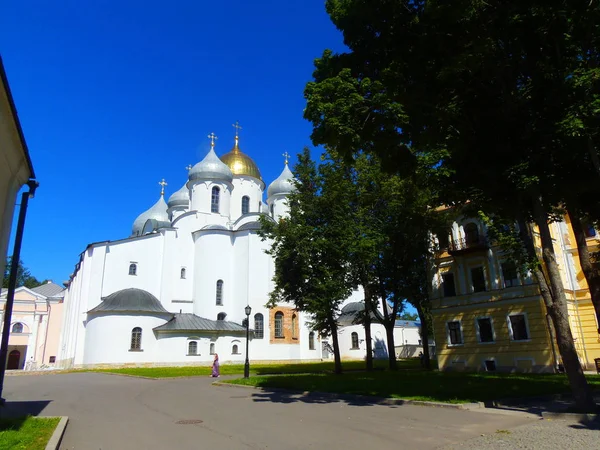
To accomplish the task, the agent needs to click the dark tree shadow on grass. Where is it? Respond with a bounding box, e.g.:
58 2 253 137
0 400 52 426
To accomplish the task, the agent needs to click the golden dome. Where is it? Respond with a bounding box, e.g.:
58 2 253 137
220 138 263 181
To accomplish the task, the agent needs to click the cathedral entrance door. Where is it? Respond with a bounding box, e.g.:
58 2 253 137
7 349 21 370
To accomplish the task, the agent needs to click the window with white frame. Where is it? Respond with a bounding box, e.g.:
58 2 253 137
129 263 137 276
211 186 220 213
501 261 520 288
130 327 142 350
351 332 360 349
188 341 198 355
216 280 223 305
471 266 486 292
447 321 463 345
241 196 250 215
180 267 186 279
441 272 457 297
508 314 530 341
254 313 264 339
11 323 23 333
232 344 239 354
210 343 215 354
476 317 495 343
274 311 284 338
309 331 315 350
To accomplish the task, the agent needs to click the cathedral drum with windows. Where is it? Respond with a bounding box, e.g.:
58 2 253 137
57 127 325 368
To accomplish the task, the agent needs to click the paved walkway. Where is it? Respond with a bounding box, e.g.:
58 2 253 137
3 372 535 449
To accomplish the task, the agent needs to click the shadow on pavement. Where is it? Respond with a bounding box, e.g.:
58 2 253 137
0 400 52 419
249 388 405 408
569 415 600 430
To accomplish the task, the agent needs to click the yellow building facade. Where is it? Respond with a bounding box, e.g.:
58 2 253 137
431 215 599 372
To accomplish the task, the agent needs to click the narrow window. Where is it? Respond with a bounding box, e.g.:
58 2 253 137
217 312 227 321
309 331 315 350
447 321 463 345
291 314 297 339
476 318 495 343
501 262 519 288
210 343 215 355
49 356 56 363
241 196 250 215
508 314 530 341
130 327 142 350
484 360 496 372
11 323 23 333
211 186 220 213
188 341 198 355
180 268 186 279
441 272 456 297
270 203 274 216
216 280 223 305
232 344 239 354
471 266 486 292
129 263 137 276
274 311 284 338
254 313 264 339
464 223 479 246
351 332 359 349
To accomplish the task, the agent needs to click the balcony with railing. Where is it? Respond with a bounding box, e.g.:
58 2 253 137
447 235 490 255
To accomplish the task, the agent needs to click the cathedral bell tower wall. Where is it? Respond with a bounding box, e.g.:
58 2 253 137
189 181 232 216
267 195 290 221
230 177 264 220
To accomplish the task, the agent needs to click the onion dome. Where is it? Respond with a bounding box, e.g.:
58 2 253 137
188 137 233 183
88 288 169 314
132 194 169 237
267 162 295 198
220 133 262 181
167 182 189 209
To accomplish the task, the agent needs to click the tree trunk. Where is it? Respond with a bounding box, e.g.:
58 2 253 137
329 316 343 375
533 196 595 411
415 301 431 370
384 321 397 370
363 289 374 371
569 211 600 334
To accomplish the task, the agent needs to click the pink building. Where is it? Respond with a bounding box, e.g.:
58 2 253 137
0 282 64 370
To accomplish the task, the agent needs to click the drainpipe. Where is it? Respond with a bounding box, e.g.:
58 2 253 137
0 180 38 405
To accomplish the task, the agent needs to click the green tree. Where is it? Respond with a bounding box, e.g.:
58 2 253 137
397 311 418 321
304 0 599 410
258 148 355 374
3 257 42 289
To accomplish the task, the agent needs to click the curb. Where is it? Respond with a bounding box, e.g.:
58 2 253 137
45 416 68 450
212 381 481 410
541 411 599 421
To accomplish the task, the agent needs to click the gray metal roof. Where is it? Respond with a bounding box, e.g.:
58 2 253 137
153 313 246 332
88 288 169 314
31 282 65 298
267 163 295 198
338 301 385 327
188 147 233 184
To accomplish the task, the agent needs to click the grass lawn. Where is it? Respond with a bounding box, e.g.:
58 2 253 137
224 371 600 404
89 358 411 378
0 416 60 450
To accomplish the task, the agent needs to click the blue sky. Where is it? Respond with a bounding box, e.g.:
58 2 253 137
2 1 346 284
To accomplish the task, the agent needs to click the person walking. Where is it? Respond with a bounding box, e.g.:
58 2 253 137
211 353 220 377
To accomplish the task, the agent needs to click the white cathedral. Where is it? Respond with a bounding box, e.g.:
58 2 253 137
56 129 370 368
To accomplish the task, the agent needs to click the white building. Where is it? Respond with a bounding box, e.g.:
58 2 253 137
58 132 371 368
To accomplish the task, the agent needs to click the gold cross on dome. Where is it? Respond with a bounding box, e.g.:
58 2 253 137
185 164 192 171
232 121 242 137
158 179 168 196
208 132 218 147
282 152 290 165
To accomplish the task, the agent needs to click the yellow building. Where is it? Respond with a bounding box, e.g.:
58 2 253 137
430 215 599 372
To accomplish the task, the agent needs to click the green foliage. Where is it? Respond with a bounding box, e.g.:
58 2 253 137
2 257 42 289
398 311 418 321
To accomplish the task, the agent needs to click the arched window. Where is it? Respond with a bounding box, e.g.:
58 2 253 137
351 332 359 349
130 327 142 350
232 344 239 354
309 331 315 350
188 341 198 355
129 263 137 276
211 186 220 213
216 280 223 305
291 314 297 339
254 313 264 339
180 268 186 279
274 311 284 338
464 223 479 245
11 323 23 333
241 196 250 215
210 343 215 355
217 312 227 321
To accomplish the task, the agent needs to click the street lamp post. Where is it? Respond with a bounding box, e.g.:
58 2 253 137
244 305 252 378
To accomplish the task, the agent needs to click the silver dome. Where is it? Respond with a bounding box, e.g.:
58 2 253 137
132 195 169 236
188 148 233 184
167 182 189 209
267 163 295 198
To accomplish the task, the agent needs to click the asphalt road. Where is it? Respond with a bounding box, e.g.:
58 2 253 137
3 372 532 449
